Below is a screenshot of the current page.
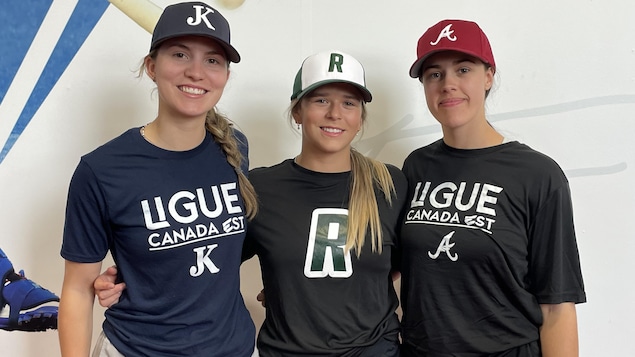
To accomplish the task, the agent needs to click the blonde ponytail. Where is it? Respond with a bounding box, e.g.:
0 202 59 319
346 149 395 256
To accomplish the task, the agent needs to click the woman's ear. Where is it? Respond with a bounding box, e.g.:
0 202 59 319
484 66 494 91
145 56 156 82
291 107 302 125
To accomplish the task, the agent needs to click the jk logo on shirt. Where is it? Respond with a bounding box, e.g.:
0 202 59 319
304 208 353 278
428 231 459 261
187 5 216 30
190 244 220 276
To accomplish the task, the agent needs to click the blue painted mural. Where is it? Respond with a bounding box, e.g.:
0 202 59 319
0 0 109 164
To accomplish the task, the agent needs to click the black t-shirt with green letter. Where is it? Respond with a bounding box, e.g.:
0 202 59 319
243 159 407 356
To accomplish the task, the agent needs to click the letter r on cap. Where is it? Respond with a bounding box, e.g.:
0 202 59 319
329 53 344 73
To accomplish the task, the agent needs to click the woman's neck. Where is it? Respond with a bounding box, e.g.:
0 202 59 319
442 119 503 149
294 150 352 173
141 116 207 151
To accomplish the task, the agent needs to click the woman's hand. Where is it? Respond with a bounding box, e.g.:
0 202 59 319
94 265 126 308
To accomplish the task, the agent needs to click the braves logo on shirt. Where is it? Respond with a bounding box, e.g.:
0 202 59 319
405 181 505 262
428 231 459 261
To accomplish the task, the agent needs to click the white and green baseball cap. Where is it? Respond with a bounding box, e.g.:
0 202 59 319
291 50 372 102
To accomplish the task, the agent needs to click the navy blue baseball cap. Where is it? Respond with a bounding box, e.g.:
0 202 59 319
150 2 240 63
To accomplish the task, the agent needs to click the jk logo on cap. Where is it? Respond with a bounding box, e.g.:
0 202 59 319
430 24 457 45
150 2 241 62
329 53 344 73
187 5 216 30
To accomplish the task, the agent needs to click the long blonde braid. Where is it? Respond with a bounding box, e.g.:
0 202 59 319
205 110 258 220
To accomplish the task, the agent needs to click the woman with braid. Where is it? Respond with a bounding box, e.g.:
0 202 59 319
58 3 258 356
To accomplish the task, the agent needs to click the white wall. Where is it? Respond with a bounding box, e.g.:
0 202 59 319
0 0 633 356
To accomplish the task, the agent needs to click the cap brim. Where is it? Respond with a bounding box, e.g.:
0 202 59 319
293 79 372 102
409 48 493 78
409 49 447 78
409 57 427 78
151 34 241 63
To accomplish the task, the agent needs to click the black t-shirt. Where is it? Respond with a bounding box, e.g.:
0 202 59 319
399 140 586 357
243 159 407 356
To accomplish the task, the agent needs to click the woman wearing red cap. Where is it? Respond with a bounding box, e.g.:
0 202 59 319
399 19 586 356
59 2 257 356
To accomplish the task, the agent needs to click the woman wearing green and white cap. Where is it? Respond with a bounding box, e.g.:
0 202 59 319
399 19 586 356
240 50 407 356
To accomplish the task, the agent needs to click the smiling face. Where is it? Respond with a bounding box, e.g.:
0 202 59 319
420 51 494 132
293 82 364 163
145 35 230 122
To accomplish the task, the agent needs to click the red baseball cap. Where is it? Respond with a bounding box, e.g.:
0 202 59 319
409 19 495 78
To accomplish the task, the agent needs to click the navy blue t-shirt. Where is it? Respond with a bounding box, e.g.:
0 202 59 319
61 127 255 356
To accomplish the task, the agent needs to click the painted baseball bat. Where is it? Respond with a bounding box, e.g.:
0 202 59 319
108 0 162 33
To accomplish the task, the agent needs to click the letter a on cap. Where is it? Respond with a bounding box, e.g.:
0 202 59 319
430 24 457 45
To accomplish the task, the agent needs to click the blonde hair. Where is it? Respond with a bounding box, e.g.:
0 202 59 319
204 110 258 219
290 98 396 256
140 50 258 219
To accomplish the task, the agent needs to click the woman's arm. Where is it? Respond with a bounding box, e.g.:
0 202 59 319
539 302 579 357
59 260 102 357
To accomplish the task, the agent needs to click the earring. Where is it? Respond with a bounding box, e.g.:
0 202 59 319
296 123 301 130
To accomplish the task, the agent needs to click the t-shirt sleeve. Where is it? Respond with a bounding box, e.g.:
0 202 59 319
241 230 257 263
232 128 250 174
386 164 408 272
240 167 258 263
60 159 111 263
527 182 586 304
